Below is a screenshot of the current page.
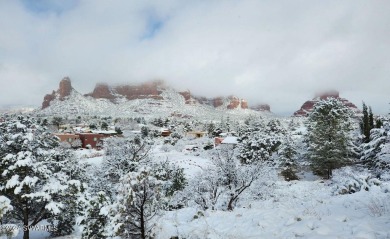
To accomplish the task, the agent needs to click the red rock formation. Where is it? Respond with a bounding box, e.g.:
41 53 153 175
87 83 115 100
42 91 56 109
114 81 164 100
212 97 224 108
179 91 195 104
41 77 73 109
227 96 240 109
241 99 248 109
294 91 359 116
58 77 72 100
250 104 271 112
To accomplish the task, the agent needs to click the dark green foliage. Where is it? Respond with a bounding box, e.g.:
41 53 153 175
101 121 109 130
141 126 149 137
207 122 216 137
306 98 353 179
151 161 187 197
376 119 383 129
279 137 299 181
115 126 123 135
52 116 63 129
81 192 111 239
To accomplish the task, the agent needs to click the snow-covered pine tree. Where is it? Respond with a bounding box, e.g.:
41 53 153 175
279 136 299 181
238 118 284 165
0 116 85 239
111 168 165 239
360 121 390 177
48 149 89 237
305 98 354 179
100 136 152 197
80 191 112 239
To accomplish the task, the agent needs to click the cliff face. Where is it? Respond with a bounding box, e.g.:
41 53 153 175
85 83 115 101
179 91 250 110
86 81 164 101
42 77 73 109
42 77 271 111
293 91 359 116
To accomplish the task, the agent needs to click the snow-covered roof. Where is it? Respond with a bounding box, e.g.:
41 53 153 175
221 136 238 144
91 130 117 134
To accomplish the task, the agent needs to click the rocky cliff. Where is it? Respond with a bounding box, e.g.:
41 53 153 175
42 77 73 109
293 91 359 116
42 77 270 111
85 81 164 102
179 91 252 110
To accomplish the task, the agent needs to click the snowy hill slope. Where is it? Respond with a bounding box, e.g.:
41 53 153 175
36 86 272 121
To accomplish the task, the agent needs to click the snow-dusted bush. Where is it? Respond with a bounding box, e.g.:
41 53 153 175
184 146 264 211
332 167 382 195
365 195 390 217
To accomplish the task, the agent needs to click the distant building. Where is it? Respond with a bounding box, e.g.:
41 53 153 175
161 128 171 137
54 133 80 144
186 131 207 138
221 136 238 145
76 133 110 149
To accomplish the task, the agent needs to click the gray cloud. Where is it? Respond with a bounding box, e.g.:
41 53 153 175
0 0 389 115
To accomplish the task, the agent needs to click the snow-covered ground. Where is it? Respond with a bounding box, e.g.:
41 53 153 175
156 180 390 239
74 145 390 239
8 144 389 239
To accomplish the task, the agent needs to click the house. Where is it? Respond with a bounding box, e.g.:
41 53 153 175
54 133 80 145
214 136 238 147
221 136 238 145
186 131 207 138
161 129 172 137
76 133 109 149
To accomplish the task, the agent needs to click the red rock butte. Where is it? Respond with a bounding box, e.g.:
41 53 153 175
42 77 73 109
293 90 359 116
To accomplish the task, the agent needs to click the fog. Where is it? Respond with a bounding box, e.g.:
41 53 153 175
1 0 389 115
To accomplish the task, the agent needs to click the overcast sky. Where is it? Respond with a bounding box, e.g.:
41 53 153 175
1 0 389 115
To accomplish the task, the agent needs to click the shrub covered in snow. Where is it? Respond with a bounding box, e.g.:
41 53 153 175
331 167 382 195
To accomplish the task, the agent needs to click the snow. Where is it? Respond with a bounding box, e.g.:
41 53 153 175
153 150 213 178
221 136 238 144
156 180 390 239
45 201 63 215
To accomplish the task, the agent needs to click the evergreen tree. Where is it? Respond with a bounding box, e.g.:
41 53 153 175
111 168 165 239
306 98 354 179
80 192 112 239
0 116 85 239
279 137 299 181
207 122 216 137
101 121 109 130
52 116 63 130
361 102 370 142
360 121 390 177
141 126 149 138
48 149 89 237
369 106 374 130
